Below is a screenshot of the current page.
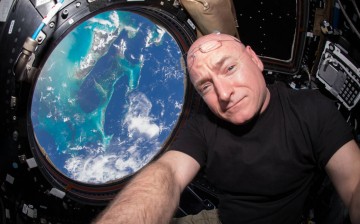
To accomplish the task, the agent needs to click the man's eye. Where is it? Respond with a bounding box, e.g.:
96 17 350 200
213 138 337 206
227 65 235 72
200 84 211 94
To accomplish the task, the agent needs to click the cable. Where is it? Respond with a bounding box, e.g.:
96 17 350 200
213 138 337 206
31 0 64 40
15 0 65 81
301 65 312 88
351 0 360 20
31 23 45 40
337 0 360 40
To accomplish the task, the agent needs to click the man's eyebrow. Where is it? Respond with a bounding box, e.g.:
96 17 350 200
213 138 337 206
194 78 207 90
213 55 231 68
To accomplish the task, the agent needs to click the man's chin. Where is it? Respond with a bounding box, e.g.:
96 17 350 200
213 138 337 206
222 115 253 125
229 118 252 125
214 108 255 125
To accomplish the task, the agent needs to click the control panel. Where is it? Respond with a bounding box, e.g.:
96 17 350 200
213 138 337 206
316 40 360 110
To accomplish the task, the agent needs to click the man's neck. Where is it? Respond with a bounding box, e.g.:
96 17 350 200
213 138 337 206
260 88 271 114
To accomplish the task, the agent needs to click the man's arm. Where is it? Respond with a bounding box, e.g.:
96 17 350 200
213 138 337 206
325 139 360 224
93 150 200 224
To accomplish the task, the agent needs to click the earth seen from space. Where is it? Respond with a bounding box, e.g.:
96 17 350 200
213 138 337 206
31 10 186 184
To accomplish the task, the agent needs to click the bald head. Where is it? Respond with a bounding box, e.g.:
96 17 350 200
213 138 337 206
184 33 268 125
186 33 245 79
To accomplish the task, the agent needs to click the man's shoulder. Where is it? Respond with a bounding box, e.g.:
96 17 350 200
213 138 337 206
183 106 219 132
269 82 333 106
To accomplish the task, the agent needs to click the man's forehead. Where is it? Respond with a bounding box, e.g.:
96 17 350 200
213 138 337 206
191 48 241 75
186 33 242 66
188 33 237 53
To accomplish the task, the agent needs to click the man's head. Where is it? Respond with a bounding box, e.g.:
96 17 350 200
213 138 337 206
187 33 270 125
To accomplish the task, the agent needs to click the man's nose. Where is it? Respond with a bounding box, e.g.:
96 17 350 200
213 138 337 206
213 78 233 103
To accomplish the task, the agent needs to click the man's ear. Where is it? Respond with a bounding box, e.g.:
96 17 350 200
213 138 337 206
245 46 264 71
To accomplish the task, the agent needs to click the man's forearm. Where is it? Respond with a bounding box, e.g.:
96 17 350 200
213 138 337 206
93 161 181 224
350 180 360 224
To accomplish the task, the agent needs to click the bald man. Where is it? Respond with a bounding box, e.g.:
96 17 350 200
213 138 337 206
94 33 360 224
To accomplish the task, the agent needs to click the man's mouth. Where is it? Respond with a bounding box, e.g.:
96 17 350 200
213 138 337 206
224 96 246 113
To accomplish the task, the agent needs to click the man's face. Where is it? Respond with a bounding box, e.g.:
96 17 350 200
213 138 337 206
187 34 270 125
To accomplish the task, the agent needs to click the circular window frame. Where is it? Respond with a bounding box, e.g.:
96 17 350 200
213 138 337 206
25 2 200 205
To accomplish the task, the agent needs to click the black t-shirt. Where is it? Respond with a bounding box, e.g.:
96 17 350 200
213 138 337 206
170 83 353 223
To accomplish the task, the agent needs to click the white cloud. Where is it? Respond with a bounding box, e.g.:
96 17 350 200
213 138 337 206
127 116 160 139
124 92 160 139
64 151 150 184
88 17 113 27
109 11 120 28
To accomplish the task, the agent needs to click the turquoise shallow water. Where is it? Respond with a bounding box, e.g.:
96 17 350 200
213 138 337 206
31 10 185 184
